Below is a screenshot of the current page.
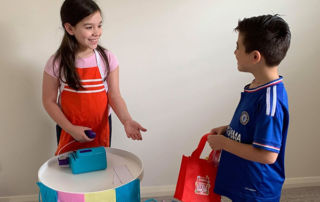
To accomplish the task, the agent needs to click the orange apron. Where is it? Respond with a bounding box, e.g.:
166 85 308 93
55 50 110 155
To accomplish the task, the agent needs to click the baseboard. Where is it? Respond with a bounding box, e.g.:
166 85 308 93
1 176 320 201
141 184 176 198
283 176 320 189
140 176 320 197
0 194 38 202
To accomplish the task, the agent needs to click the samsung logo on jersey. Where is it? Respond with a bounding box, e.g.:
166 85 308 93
226 126 241 142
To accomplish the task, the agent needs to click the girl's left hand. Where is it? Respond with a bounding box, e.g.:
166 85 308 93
124 120 147 140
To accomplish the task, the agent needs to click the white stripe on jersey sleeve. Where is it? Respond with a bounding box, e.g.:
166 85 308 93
266 87 271 116
271 86 277 117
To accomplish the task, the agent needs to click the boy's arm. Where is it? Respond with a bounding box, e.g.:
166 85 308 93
207 134 278 164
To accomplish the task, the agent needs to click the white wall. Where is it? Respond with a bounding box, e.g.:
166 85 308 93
0 0 319 196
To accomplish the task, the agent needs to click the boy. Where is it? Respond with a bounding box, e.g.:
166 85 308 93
207 14 291 201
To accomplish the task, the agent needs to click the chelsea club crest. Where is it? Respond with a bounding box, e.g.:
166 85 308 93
240 111 249 125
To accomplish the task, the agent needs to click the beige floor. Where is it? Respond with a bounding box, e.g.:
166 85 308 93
280 186 320 202
142 186 320 202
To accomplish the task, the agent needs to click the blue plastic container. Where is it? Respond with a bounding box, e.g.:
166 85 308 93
69 146 107 174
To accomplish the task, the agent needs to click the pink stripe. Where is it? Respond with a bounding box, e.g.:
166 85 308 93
245 79 282 93
253 142 280 151
58 191 85 202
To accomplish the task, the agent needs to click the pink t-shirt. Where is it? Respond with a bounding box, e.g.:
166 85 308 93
44 50 118 78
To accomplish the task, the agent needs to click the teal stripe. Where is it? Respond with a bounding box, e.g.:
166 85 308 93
115 179 140 202
37 182 58 202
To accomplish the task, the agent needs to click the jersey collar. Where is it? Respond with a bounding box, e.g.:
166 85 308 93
244 76 283 93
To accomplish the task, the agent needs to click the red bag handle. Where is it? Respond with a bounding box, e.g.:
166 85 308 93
191 133 210 158
191 133 221 164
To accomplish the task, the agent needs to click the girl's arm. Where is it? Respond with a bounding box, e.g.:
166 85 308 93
207 134 278 164
107 67 147 140
42 72 92 142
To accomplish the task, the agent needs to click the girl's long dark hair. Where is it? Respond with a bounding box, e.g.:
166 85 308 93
54 0 109 90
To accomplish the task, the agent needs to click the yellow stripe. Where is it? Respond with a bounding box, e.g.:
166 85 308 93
85 189 116 202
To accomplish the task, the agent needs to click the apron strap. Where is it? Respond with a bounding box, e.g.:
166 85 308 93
58 82 65 106
94 49 112 116
94 49 108 93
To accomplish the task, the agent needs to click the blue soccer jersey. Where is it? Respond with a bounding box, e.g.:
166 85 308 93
214 77 289 201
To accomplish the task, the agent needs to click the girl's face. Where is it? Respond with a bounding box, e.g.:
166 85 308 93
67 11 102 55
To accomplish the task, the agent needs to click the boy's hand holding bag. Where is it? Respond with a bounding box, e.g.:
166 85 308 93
174 134 221 202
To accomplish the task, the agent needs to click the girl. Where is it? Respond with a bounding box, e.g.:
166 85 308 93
42 0 147 155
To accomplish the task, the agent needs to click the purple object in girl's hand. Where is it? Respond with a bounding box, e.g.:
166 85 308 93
85 130 96 139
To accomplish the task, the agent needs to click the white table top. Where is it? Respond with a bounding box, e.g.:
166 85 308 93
38 147 143 193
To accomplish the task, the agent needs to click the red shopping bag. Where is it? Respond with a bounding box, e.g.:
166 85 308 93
174 134 221 202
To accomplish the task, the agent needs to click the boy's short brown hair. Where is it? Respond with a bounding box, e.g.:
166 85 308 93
235 14 291 67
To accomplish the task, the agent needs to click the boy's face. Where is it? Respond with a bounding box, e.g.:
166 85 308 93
234 33 253 72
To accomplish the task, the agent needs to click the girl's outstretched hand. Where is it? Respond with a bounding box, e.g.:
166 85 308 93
124 120 147 140
68 125 94 143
